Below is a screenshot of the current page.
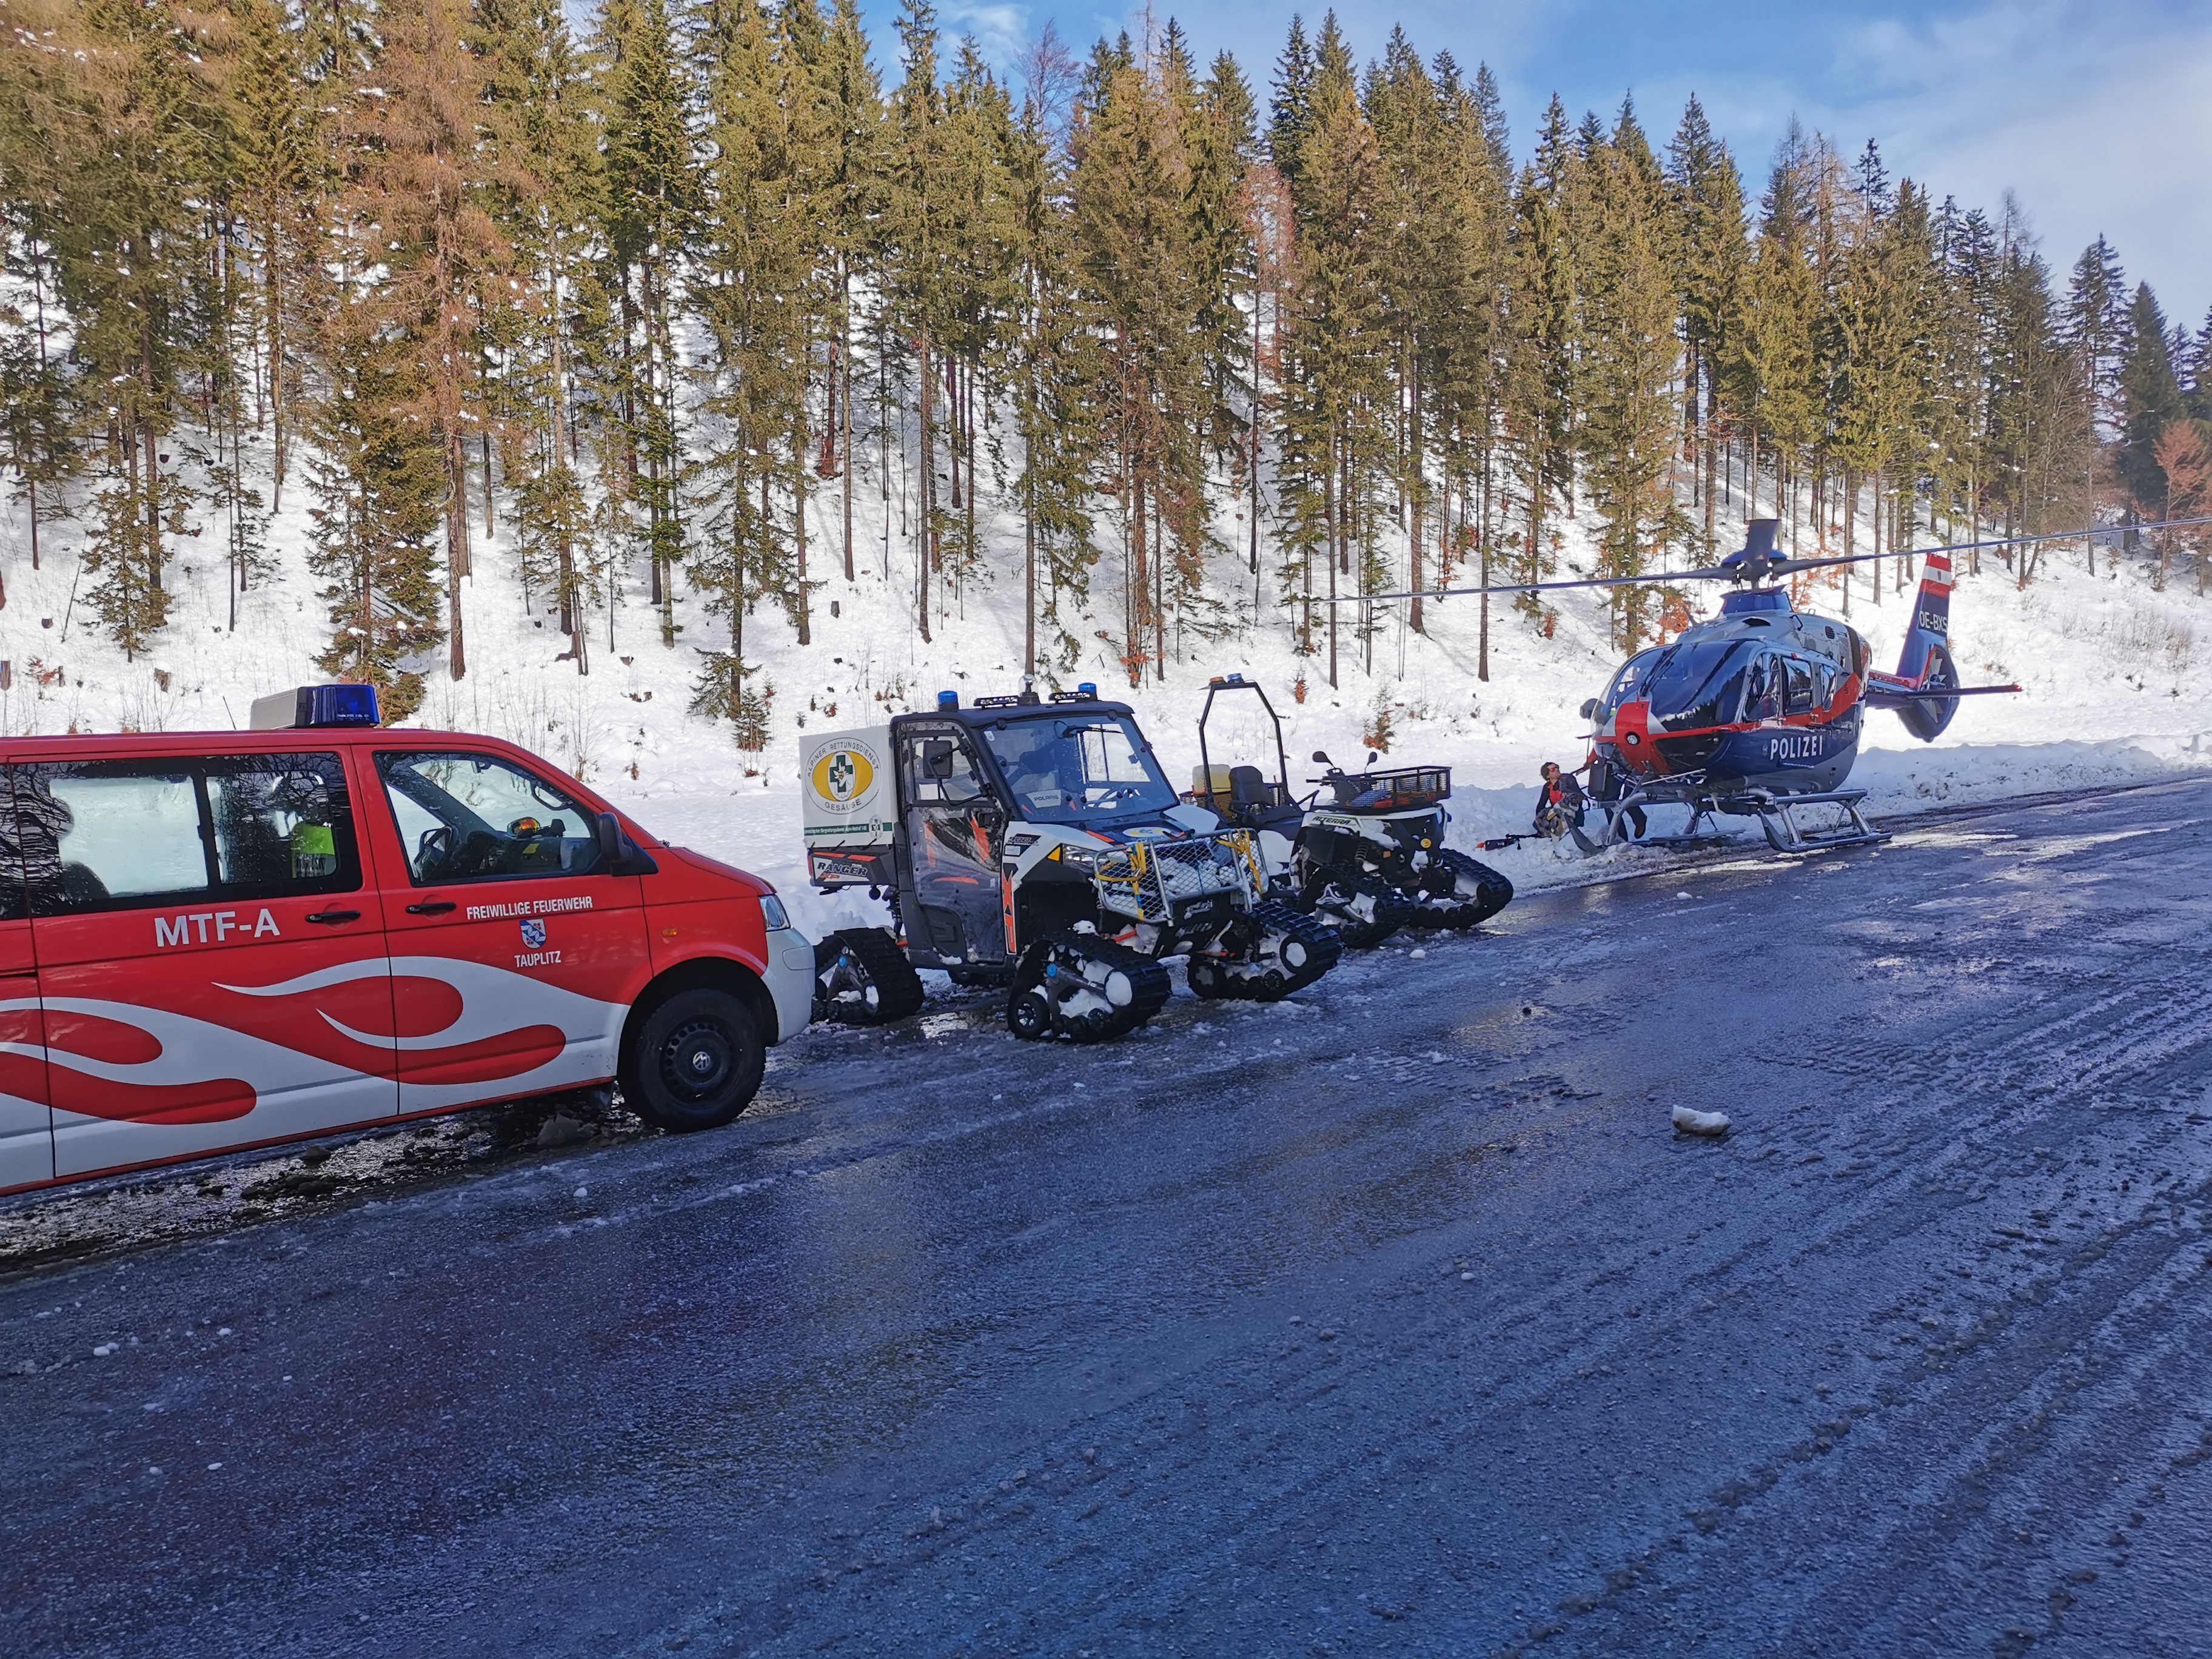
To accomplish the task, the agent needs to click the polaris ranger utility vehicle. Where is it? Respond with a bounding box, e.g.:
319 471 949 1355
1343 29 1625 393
804 683 1341 1041
1189 675 1514 948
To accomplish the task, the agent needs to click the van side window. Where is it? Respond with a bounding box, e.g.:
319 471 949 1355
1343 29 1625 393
205 755 362 896
18 756 361 917
377 751 602 885
0 770 28 922
20 764 208 914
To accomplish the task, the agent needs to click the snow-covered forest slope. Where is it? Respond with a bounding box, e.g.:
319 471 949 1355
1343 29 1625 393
3 1 2208 930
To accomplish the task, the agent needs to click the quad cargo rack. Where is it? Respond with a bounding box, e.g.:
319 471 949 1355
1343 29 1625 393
1324 766 1452 813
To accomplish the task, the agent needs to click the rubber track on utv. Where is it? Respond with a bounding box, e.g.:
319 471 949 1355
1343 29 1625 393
1007 932 1173 1043
813 927 927 1025
1305 868 1417 950
1191 900 1344 1002
1407 848 1515 931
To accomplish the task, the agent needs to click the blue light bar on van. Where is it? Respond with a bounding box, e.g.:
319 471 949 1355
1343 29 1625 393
249 683 382 730
937 689 959 709
1076 682 1097 698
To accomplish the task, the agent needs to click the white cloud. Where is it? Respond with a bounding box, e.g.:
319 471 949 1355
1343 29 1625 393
945 1 1033 64
1820 2 2211 312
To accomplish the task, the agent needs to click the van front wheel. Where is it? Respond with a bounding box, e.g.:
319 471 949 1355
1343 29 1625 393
623 988 766 1132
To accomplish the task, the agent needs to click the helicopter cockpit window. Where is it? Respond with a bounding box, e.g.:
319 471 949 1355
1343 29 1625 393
1600 648 1664 716
1783 656 1816 715
1741 654 1783 722
980 716 1178 823
1646 640 1758 731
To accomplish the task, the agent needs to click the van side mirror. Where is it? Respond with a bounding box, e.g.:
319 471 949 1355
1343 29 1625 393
923 738 955 779
1580 698 1599 720
595 810 659 877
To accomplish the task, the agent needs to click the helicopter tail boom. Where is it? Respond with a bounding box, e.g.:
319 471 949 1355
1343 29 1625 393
1894 552 1954 686
1863 553 2022 739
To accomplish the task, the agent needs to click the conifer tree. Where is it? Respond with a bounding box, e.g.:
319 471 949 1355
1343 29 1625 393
1501 97 1578 595
223 0 324 511
1734 127 1818 523
2064 234 2128 433
473 0 601 670
1185 48 1259 473
817 0 884 583
593 0 694 642
0 13 82 585
339 0 508 681
1274 36 1384 685
1267 14 1314 196
304 303 449 719
46 0 218 654
1007 27 1103 676
882 0 952 643
2117 282 2185 517
1666 95 1746 551
688 0 811 743
1072 41 1217 682
1576 121 1688 648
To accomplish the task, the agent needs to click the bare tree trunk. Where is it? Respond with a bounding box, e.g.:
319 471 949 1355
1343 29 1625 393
447 434 469 682
1248 291 1262 577
1409 354 1424 634
916 332 934 643
1701 380 1718 550
263 214 287 509
1128 468 1147 687
1023 440 1036 679
1871 469 1883 606
1326 429 1339 690
842 270 855 583
1840 465 1854 617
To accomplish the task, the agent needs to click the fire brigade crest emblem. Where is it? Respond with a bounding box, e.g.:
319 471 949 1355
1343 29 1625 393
520 919 548 950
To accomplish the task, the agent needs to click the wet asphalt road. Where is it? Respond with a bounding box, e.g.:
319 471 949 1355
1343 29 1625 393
6 780 2212 1658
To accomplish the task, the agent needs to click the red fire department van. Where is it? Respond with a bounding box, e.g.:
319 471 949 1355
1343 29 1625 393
0 685 814 1194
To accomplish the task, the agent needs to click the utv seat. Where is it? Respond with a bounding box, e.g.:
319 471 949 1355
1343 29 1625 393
1229 765 1303 832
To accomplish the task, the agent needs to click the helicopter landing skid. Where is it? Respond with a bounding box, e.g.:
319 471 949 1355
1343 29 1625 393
1717 788 1891 856
1595 786 1890 855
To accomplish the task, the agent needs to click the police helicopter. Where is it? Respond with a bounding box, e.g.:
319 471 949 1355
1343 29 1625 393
1332 516 2208 855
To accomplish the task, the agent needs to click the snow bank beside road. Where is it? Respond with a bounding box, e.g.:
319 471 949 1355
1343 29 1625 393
608 728 2212 938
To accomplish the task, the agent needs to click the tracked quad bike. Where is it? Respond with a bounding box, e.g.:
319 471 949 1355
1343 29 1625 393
1187 675 1514 949
802 683 1342 1042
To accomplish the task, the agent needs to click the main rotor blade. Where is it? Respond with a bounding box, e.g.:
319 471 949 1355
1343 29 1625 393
1310 565 1738 605
1765 515 2212 578
1313 515 2212 605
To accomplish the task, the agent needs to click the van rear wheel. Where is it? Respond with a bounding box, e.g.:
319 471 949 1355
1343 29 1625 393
623 988 766 1133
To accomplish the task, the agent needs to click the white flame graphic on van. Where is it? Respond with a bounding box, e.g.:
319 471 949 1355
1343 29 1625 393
4 958 627 1133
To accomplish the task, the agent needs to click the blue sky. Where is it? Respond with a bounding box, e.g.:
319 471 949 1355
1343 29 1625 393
911 0 2211 327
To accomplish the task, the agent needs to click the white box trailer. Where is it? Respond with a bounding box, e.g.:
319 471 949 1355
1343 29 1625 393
802 725 897 889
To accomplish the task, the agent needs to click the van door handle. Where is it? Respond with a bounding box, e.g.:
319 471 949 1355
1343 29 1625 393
304 909 362 925
405 900 457 916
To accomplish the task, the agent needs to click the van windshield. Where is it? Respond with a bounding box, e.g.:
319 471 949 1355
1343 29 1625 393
979 715 1178 822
